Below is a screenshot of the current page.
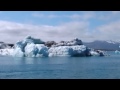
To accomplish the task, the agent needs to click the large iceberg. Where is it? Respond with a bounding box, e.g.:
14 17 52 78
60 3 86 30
12 36 48 57
14 36 45 51
0 36 105 57
48 45 91 57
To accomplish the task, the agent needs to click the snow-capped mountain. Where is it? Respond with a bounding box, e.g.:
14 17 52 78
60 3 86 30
83 40 120 51
106 40 120 44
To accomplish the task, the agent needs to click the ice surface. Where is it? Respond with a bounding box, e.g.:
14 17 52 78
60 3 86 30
25 43 48 57
90 51 99 56
48 45 91 57
115 50 120 54
0 36 105 57
12 47 24 57
0 48 14 56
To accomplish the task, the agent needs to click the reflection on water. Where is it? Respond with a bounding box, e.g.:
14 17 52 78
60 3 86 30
0 56 70 65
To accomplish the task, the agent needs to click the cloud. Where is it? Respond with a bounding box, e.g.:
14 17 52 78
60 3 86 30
0 20 91 43
1 14 120 44
32 12 95 20
92 20 120 41
97 11 120 21
111 11 120 14
32 13 60 18
70 11 95 20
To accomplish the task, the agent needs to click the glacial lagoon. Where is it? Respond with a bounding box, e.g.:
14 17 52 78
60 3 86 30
0 51 119 79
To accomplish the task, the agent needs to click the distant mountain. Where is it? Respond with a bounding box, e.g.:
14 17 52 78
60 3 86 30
83 40 120 51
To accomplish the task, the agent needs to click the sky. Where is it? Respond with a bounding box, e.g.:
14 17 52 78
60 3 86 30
0 11 120 43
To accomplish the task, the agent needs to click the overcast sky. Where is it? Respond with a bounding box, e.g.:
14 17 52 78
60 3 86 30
0 11 120 43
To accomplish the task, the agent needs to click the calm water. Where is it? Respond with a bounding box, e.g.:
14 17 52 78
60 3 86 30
0 51 120 79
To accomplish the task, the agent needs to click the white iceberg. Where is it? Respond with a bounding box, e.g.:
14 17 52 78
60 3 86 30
0 48 14 56
48 45 91 57
0 36 105 57
12 47 24 57
115 50 120 54
14 36 45 52
25 43 48 57
48 46 73 56
90 51 99 56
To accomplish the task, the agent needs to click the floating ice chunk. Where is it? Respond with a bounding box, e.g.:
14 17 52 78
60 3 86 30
115 50 120 54
48 53 54 57
12 47 24 57
0 36 106 57
15 41 27 52
24 43 48 57
36 44 49 57
71 45 89 56
48 46 72 56
0 48 24 57
0 49 9 56
90 51 99 56
48 45 89 57
0 48 14 56
25 43 38 57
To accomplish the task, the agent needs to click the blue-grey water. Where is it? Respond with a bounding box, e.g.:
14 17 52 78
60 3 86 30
0 51 120 79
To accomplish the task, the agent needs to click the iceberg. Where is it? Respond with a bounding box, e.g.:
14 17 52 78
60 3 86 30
48 46 73 57
14 36 45 52
12 47 24 57
115 50 120 54
90 50 99 56
0 48 14 56
48 45 92 57
0 36 105 57
25 43 48 57
90 49 107 56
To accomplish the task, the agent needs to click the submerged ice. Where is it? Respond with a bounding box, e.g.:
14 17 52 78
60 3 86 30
0 36 105 57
